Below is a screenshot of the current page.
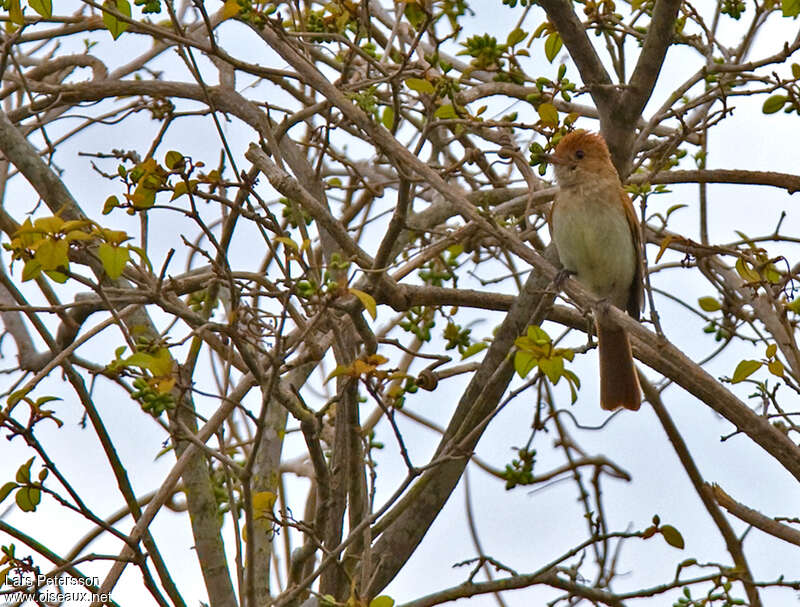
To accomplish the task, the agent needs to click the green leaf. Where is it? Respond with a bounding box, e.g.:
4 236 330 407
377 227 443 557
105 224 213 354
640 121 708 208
461 342 488 360
275 236 299 252
762 94 787 114
697 296 721 312
8 0 24 25
128 245 153 271
29 0 52 18
7 388 31 409
65 230 92 242
381 106 395 130
34 395 61 406
660 524 685 549
103 195 120 214
164 150 184 170
34 238 69 271
735 257 760 282
349 288 377 320
782 0 800 17
131 184 156 209
506 27 527 47
665 203 687 218
102 0 132 40
0 482 17 504
16 486 41 512
792 63 800 79
539 356 564 384
171 180 197 200
544 32 562 63
16 457 34 484
128 244 153 272
434 103 458 119
526 325 551 344
370 596 395 607
537 102 558 127
406 78 435 95
514 350 537 378
21 259 42 282
563 369 581 403
44 269 69 283
97 242 130 279
325 364 352 383
731 359 761 383
146 348 173 376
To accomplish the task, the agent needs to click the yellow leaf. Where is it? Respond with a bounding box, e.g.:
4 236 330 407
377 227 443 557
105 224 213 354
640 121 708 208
97 242 130 279
8 0 24 26
171 180 197 200
97 228 132 246
655 235 674 263
767 359 785 378
34 238 69 271
153 377 176 395
252 491 276 518
349 288 377 319
352 359 375 376
537 102 558 127
731 359 761 383
539 356 564 384
222 0 241 19
405 78 435 95
131 184 156 209
148 348 174 377
22 259 42 281
325 364 353 383
275 236 299 252
65 230 92 242
33 216 65 234
514 350 536 378
434 103 458 119
766 343 777 358
370 597 395 607
697 296 721 312
735 257 760 283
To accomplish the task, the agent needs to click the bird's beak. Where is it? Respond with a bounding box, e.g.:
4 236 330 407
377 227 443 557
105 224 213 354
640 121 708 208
541 152 567 165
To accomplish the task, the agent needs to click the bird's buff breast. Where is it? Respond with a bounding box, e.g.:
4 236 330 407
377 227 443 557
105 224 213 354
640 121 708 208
551 182 636 307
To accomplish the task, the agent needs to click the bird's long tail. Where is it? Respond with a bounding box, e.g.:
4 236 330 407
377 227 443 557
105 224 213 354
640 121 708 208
596 320 641 411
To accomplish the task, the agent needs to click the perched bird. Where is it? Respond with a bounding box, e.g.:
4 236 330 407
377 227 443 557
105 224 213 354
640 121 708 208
547 130 643 411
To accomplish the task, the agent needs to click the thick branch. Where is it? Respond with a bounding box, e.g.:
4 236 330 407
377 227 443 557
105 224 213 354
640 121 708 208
633 168 800 193
621 0 682 122
708 483 800 548
536 0 616 112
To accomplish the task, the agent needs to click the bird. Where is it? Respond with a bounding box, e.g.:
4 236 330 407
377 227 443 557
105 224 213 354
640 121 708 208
546 129 643 411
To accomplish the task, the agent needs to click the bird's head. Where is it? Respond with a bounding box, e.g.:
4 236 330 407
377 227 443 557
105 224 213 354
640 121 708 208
545 130 617 187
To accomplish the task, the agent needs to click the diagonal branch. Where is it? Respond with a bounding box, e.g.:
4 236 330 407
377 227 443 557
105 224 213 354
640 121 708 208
641 376 761 607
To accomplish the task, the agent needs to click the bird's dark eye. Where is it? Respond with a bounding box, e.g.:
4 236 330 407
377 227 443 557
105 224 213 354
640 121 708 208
575 149 585 159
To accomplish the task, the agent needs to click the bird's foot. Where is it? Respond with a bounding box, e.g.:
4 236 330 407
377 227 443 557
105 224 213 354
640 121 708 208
554 268 576 290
